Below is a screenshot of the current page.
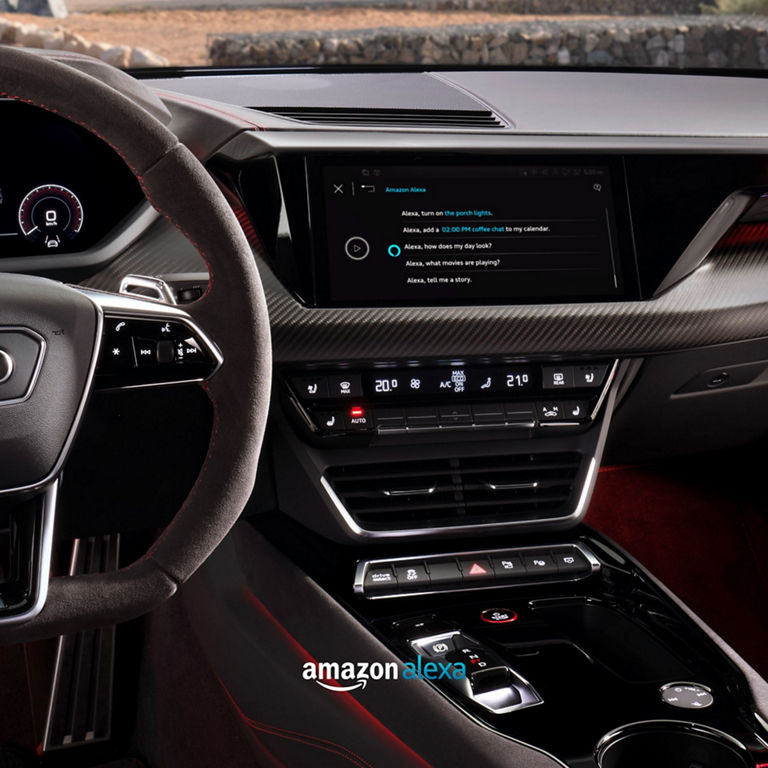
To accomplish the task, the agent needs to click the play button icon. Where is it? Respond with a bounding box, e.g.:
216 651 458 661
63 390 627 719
344 236 370 261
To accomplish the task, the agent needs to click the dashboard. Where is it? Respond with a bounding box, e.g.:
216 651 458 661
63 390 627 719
7 65 768 543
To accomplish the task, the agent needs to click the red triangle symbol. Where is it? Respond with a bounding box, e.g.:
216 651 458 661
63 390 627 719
468 563 487 576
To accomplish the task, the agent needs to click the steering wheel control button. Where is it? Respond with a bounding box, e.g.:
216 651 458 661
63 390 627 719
542 366 574 390
363 564 397 592
459 558 494 582
522 551 558 577
481 608 518 625
96 315 219 388
395 563 430 588
490 553 526 578
660 683 714 710
102 339 135 371
344 236 370 260
133 338 157 366
0 350 14 384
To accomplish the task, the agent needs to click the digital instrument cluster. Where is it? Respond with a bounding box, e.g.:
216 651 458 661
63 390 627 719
0 102 144 258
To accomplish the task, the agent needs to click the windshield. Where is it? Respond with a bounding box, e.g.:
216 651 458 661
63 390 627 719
0 0 764 70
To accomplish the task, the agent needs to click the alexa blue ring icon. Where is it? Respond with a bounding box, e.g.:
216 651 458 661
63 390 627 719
388 244 402 258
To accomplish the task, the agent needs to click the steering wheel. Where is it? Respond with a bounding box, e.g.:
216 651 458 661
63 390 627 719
0 46 272 642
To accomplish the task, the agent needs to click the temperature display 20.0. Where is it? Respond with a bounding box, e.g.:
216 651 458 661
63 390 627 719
367 366 534 398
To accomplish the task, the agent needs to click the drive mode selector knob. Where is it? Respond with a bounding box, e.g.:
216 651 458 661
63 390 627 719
0 350 13 384
660 682 714 709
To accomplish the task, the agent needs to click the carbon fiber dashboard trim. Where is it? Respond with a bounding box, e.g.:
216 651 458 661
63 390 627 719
262 245 768 362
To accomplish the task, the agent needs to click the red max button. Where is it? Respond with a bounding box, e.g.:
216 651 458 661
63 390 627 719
481 609 518 624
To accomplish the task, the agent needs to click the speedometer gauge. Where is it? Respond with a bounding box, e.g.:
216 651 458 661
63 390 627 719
18 184 84 250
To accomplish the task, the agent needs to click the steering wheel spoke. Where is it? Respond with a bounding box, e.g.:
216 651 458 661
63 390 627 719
0 481 58 625
83 289 222 391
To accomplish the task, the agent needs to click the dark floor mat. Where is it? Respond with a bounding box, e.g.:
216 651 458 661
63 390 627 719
586 461 768 678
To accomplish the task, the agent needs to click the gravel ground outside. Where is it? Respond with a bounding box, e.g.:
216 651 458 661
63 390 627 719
1 8 607 65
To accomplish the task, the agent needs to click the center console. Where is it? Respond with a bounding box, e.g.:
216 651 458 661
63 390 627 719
261 518 768 768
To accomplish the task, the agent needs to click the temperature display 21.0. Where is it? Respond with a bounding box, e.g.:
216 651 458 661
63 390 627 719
367 366 534 398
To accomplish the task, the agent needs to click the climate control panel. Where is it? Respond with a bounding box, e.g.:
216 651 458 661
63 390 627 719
283 360 616 438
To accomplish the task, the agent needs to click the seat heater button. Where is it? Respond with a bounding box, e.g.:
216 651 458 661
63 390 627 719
395 563 430 588
427 560 462 586
292 376 329 400
574 364 609 388
364 565 397 592
317 411 345 432
562 400 590 421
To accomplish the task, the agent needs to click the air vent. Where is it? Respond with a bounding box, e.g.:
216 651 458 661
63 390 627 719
253 107 505 129
325 452 583 532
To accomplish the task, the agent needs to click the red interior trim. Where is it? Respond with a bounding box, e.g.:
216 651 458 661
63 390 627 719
242 588 434 768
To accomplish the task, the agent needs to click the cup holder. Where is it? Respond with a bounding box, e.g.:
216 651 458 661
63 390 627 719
596 722 753 768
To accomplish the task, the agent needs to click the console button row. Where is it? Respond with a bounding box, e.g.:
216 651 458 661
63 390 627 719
361 545 593 595
317 400 592 434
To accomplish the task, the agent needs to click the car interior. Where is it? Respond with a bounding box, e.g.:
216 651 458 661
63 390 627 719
3 44 768 768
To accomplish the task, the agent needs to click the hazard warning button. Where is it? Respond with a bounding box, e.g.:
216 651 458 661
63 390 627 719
458 558 494 582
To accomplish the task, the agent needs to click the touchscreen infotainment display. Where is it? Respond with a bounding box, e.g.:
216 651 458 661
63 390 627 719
317 161 631 305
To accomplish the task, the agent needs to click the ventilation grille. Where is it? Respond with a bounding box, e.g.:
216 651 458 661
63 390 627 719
325 452 583 531
253 107 505 128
